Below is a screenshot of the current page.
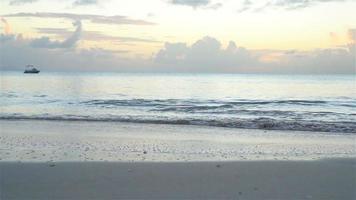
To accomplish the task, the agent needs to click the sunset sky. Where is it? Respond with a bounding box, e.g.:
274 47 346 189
0 0 355 73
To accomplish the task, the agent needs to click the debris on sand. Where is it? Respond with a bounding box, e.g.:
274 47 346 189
48 162 56 167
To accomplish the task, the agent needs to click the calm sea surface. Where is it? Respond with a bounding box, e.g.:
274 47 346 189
1 72 355 133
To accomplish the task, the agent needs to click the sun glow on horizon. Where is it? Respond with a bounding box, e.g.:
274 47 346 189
1 0 355 73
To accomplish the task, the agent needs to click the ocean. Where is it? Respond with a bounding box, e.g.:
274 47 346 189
1 72 355 133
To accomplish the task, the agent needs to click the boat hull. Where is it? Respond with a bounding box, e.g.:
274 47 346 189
24 70 40 74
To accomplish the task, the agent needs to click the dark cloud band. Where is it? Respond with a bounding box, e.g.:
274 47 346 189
9 0 38 6
3 12 156 26
36 27 162 44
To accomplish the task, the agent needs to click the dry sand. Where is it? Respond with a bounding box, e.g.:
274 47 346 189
1 159 355 200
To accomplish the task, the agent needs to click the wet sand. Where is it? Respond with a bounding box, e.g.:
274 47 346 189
1 120 355 162
1 159 356 200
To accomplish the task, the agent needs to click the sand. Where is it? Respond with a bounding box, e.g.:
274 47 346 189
1 120 356 199
1 120 355 162
1 159 356 200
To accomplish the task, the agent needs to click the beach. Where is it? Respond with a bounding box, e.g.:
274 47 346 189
1 73 355 199
1 120 355 162
1 120 356 199
1 159 355 199
1 0 356 198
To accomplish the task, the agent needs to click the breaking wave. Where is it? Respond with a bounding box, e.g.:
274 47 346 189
1 114 355 133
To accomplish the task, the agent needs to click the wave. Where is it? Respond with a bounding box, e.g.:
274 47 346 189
2 96 355 133
81 98 356 110
1 114 355 134
83 99 330 107
80 99 356 118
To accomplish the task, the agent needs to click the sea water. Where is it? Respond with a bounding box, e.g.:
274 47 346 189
1 72 355 133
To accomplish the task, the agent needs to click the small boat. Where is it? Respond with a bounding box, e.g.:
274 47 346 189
24 65 40 74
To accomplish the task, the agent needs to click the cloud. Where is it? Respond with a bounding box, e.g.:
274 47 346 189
1 29 354 74
348 29 356 42
73 0 98 6
8 0 38 5
238 0 349 12
237 0 253 13
347 29 356 55
85 33 161 43
207 2 223 9
170 0 210 7
8 0 101 6
0 34 15 42
0 33 146 72
35 27 162 44
154 36 355 74
155 36 257 72
271 48 355 74
30 20 82 48
329 32 339 43
0 18 11 34
168 0 222 9
36 28 72 35
3 12 156 25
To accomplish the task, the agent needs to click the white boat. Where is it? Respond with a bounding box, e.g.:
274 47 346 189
24 65 40 74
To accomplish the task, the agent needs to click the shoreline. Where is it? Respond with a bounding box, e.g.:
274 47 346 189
1 117 355 134
1 118 355 135
1 158 356 199
1 119 355 162
1 120 356 199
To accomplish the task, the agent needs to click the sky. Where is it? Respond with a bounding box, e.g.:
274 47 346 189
0 0 355 73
